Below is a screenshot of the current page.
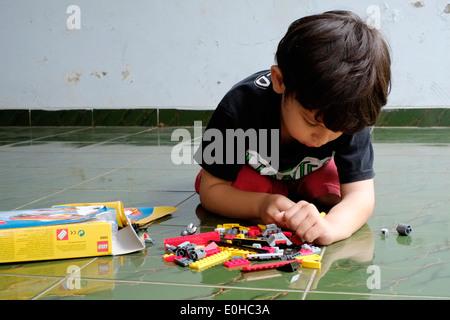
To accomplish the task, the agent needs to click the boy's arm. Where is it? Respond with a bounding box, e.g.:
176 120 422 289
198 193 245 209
198 170 294 225
324 178 375 242
283 178 374 245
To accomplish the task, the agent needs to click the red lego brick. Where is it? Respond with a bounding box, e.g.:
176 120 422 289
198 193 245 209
223 258 251 268
248 226 262 237
241 260 295 272
204 241 218 252
163 254 182 262
164 231 221 248
205 248 222 257
300 249 313 256
289 234 304 245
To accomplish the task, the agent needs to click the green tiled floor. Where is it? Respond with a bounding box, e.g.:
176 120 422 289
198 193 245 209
1 126 450 300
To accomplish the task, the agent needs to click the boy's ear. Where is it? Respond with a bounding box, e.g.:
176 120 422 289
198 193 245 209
270 65 285 94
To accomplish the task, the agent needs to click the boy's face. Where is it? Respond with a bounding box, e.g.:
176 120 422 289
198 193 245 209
281 95 342 148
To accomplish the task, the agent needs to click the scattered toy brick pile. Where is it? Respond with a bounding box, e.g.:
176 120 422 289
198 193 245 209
162 223 322 273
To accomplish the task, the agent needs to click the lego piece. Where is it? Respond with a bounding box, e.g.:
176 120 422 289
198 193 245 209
246 252 284 260
261 223 282 237
175 241 196 257
230 238 270 248
241 260 295 272
380 228 389 235
216 240 268 254
300 260 321 269
163 254 182 262
281 251 302 260
277 260 300 272
295 254 322 262
165 244 177 254
188 247 207 261
180 223 197 236
310 245 321 254
218 246 254 257
224 227 238 239
141 232 155 244
221 223 241 229
267 232 292 247
223 258 251 268
164 231 221 247
396 223 412 236
189 251 232 271
289 234 304 245
204 241 218 252
299 248 313 256
261 246 277 253
174 257 194 267
205 248 222 257
247 226 262 237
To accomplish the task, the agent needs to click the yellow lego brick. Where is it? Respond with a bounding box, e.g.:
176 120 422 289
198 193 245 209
295 254 322 262
258 224 266 231
300 260 321 269
222 223 240 229
235 233 245 239
218 246 255 257
189 251 232 271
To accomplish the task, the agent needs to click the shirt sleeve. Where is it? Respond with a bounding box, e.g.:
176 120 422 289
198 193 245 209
333 127 375 184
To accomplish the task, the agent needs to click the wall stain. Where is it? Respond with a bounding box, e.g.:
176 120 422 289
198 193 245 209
411 1 425 8
91 71 107 78
67 71 81 83
121 63 133 83
444 4 450 13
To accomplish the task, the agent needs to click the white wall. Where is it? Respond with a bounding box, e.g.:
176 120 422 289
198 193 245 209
0 0 450 110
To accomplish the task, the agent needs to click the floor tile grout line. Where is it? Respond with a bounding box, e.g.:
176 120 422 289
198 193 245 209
0 127 91 148
31 257 99 300
25 274 450 300
0 126 158 150
46 276 309 295
10 125 199 210
305 289 450 300
12 149 170 210
3 271 449 300
301 246 327 300
80 126 159 147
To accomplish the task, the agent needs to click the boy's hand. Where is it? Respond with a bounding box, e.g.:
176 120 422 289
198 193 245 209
283 200 335 245
259 194 294 228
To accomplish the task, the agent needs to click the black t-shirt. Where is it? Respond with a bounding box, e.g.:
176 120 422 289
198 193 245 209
194 70 375 185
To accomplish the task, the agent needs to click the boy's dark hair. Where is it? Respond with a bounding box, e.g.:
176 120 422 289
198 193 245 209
275 10 391 134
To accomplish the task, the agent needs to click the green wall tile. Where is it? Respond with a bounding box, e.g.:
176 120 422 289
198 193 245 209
93 109 157 126
0 110 30 126
30 110 92 126
1 108 450 127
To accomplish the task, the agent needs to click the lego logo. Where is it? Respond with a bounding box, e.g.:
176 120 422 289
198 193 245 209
57 229 69 241
97 241 109 252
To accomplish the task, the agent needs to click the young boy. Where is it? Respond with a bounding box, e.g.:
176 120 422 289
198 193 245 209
194 11 391 245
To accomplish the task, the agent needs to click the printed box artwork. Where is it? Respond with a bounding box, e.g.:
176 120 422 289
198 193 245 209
0 201 176 263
